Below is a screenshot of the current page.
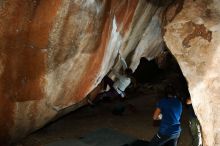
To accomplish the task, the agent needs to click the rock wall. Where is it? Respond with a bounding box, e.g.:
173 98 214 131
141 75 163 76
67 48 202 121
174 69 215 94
164 0 220 145
0 0 166 144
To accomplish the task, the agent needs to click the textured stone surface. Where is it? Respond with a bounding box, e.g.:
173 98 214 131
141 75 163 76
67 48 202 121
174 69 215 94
2 0 219 145
164 0 220 145
0 0 166 144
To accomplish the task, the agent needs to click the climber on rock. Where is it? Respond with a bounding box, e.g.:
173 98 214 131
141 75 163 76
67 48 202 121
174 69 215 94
87 55 133 105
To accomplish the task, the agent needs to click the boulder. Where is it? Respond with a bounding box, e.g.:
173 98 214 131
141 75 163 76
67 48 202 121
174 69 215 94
0 0 165 144
164 0 220 145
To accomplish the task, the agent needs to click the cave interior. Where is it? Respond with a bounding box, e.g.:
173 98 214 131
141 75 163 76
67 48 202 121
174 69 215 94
16 49 195 146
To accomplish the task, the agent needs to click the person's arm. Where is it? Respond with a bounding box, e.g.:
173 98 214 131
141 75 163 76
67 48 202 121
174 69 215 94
186 97 192 105
119 55 128 70
127 76 137 89
111 69 121 78
153 108 161 120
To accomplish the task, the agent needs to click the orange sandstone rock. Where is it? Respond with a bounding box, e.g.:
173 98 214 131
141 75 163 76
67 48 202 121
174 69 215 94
0 0 164 144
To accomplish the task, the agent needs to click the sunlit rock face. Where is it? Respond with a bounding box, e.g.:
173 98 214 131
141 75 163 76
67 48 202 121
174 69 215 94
0 0 167 144
164 0 220 145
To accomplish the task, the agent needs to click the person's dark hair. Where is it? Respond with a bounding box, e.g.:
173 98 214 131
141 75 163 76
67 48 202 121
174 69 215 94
125 68 133 76
165 85 176 97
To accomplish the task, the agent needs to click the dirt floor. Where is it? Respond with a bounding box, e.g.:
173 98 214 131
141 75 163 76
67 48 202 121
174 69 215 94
15 88 192 146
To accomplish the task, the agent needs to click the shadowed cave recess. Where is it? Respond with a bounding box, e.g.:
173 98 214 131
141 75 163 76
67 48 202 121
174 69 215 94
1 0 219 146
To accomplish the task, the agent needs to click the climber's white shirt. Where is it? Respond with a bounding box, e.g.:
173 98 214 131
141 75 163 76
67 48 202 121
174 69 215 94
113 74 131 97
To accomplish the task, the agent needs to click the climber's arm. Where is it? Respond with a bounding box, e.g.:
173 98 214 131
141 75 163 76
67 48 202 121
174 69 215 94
119 55 128 70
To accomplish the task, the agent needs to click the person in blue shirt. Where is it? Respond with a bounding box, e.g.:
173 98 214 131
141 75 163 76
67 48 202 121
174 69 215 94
148 85 182 146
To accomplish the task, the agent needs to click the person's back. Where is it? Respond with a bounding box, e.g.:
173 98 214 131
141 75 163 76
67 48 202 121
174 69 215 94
113 68 132 97
149 85 182 146
113 75 131 92
158 97 182 136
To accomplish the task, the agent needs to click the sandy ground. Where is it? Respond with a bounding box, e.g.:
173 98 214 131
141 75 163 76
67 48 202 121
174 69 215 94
15 91 192 146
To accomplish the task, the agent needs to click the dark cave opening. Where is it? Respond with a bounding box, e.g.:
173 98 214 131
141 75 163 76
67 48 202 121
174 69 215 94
132 49 190 99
